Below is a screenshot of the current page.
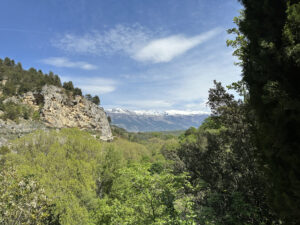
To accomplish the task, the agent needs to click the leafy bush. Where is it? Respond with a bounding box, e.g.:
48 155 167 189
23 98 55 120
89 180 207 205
0 168 56 225
0 102 34 121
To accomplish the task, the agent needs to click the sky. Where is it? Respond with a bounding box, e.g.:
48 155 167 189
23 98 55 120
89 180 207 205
0 0 243 113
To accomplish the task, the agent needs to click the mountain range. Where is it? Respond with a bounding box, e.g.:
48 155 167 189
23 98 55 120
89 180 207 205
106 108 210 132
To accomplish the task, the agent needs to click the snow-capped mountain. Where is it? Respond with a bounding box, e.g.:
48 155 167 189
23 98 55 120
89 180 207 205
105 108 210 132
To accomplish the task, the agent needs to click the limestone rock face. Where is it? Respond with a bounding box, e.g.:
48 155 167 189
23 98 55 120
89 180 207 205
39 85 113 141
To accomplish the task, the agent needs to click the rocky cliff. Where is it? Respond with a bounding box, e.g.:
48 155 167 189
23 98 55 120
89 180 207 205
0 85 113 145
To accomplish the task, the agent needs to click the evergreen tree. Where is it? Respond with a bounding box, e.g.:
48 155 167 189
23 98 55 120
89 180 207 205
85 94 92 101
62 81 74 91
73 87 82 96
92 95 100 105
230 1 300 223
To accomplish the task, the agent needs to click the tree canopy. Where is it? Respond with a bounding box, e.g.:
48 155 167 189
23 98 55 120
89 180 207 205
228 1 300 223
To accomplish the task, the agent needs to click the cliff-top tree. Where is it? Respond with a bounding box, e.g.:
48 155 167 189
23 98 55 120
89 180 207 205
62 81 74 91
92 95 100 105
230 1 300 223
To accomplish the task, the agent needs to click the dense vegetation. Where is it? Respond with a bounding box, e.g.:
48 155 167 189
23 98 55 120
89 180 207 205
228 0 300 223
0 129 194 224
0 80 283 225
0 57 62 96
0 0 299 224
0 57 101 121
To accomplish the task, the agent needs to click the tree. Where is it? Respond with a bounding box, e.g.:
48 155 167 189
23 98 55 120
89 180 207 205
174 81 279 224
0 57 65 97
62 81 74 91
92 95 100 105
4 57 12 66
107 115 112 124
95 164 195 224
229 1 300 223
85 94 92 101
73 88 82 96
0 168 56 225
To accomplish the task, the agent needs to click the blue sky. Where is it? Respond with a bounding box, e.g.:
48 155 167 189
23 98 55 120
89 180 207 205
0 0 242 112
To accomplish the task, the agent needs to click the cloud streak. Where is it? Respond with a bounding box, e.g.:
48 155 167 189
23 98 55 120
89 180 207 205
111 47 241 112
133 28 222 63
52 25 221 63
41 57 97 70
52 25 151 56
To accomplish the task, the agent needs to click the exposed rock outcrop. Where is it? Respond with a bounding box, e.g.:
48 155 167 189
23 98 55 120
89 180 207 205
0 85 113 144
39 85 112 140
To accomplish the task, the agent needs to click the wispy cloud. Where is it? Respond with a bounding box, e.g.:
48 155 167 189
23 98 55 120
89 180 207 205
52 25 221 63
111 46 241 112
41 57 97 70
52 24 151 56
61 76 117 95
133 28 222 63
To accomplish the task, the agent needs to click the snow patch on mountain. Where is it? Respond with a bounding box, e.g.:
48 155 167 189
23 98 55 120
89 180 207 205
106 108 210 116
105 108 210 132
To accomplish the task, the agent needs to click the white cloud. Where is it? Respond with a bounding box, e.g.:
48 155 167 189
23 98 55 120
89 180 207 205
133 28 222 63
52 25 221 63
111 47 241 111
52 25 151 56
41 57 97 70
61 76 117 95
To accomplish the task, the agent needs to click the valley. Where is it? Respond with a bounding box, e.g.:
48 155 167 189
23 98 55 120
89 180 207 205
106 108 209 132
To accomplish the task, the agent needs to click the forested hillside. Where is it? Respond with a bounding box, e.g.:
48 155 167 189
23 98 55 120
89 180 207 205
0 57 101 121
0 79 284 224
0 0 299 224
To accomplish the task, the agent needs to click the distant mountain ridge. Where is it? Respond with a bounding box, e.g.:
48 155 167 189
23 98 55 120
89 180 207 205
106 108 209 132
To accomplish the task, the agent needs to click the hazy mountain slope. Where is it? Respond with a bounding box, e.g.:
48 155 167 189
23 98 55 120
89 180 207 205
106 108 209 132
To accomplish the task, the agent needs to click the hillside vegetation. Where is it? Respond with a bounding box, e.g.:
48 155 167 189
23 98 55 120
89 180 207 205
0 57 100 122
0 0 299 224
0 79 283 225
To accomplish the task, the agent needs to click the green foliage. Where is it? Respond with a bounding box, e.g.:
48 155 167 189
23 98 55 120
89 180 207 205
3 129 106 224
0 101 35 122
62 81 74 91
107 115 111 124
84 94 100 105
0 57 93 102
32 110 41 121
172 81 280 224
85 94 92 101
92 95 100 105
0 168 56 225
73 87 82 96
2 128 183 225
0 57 62 96
95 164 195 225
63 81 85 97
230 1 300 223
111 125 181 143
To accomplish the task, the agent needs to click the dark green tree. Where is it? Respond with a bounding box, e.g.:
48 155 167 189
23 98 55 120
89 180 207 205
85 94 92 101
175 81 279 224
229 1 300 223
62 81 74 91
92 95 100 105
73 87 82 96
